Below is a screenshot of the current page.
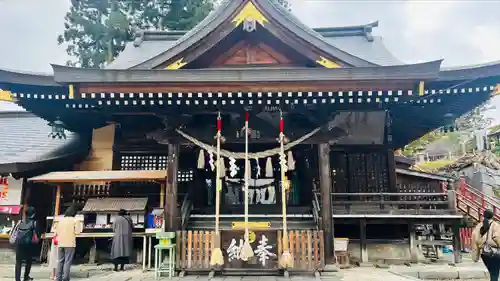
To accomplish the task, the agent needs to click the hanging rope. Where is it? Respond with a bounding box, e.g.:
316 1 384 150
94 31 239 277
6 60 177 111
240 111 254 261
210 112 224 267
278 110 293 269
176 127 323 159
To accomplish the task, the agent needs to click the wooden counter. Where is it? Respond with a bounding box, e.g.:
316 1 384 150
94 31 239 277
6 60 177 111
41 231 158 271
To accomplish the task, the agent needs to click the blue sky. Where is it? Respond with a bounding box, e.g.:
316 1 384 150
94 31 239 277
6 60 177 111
0 0 500 122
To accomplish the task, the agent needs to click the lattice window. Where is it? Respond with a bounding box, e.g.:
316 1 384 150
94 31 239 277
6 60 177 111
120 155 168 170
178 169 194 182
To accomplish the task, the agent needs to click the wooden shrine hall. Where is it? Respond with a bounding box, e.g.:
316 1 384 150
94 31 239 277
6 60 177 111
1 0 500 274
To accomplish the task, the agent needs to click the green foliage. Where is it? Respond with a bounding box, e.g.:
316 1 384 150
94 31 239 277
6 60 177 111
454 102 494 132
413 159 455 172
58 0 215 68
490 124 500 135
401 131 445 156
402 101 493 157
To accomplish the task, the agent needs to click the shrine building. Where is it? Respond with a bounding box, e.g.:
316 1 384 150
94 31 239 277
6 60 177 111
0 0 499 275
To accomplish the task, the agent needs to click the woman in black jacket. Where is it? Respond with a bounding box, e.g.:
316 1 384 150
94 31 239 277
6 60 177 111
15 206 39 281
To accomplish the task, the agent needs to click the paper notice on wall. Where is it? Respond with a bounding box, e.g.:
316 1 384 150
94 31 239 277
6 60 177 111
334 238 349 252
0 176 22 205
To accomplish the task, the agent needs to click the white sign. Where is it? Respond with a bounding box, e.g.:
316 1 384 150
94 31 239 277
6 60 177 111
254 234 276 266
226 238 244 261
334 238 349 252
226 234 276 266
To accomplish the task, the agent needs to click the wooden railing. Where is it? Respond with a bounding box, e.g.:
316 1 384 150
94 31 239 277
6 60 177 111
330 192 451 214
175 230 325 272
456 177 500 222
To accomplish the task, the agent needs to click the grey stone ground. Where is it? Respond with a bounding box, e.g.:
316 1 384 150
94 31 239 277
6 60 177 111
0 260 491 281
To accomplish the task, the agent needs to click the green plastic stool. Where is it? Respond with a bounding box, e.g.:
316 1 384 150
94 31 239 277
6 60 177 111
154 232 176 279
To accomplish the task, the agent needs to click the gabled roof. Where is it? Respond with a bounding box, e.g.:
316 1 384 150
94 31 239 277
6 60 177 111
108 20 401 69
0 111 88 174
122 0 383 69
52 60 443 84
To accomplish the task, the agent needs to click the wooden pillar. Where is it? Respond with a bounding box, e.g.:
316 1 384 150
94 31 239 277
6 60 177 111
360 219 368 263
21 178 29 220
166 144 180 231
54 184 61 216
446 179 457 211
387 149 397 192
318 143 334 262
409 222 417 263
452 223 462 264
160 183 165 208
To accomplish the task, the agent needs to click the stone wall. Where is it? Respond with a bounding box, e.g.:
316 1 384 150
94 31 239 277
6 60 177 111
347 239 410 263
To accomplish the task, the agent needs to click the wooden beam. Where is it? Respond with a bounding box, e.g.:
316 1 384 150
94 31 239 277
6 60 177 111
79 80 416 94
318 143 334 262
54 184 61 216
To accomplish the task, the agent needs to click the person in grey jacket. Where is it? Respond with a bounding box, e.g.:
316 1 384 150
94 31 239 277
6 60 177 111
111 209 133 271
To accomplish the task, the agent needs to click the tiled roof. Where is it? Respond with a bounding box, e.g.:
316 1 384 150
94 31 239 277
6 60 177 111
322 36 402 66
0 111 86 173
82 197 148 213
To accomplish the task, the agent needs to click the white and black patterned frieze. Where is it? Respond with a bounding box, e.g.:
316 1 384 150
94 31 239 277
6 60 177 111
9 92 68 100
73 90 408 108
8 84 496 102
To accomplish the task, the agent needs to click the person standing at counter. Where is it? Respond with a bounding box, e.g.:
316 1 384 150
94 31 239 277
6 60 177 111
54 206 80 281
111 209 133 271
14 206 39 281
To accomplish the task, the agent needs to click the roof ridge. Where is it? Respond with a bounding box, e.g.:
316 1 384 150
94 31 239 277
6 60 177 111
314 21 378 42
132 20 380 47
133 30 189 46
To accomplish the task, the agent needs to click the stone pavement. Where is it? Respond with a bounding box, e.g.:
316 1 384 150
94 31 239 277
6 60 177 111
389 259 488 280
0 266 420 281
0 262 491 281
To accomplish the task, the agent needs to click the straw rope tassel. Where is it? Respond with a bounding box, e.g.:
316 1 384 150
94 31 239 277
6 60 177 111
287 150 295 171
197 149 205 169
278 111 293 269
240 111 254 261
210 113 224 267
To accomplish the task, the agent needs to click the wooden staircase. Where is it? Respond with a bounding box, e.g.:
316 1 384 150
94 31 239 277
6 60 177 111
456 177 500 222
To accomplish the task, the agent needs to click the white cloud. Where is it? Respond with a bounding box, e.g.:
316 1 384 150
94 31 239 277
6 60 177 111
402 0 463 34
467 24 500 63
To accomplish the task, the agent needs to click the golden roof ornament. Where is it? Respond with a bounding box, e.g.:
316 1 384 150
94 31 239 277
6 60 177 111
493 84 500 96
316 56 341 68
0 90 15 102
166 58 187 70
68 84 75 99
232 1 268 31
419 81 425 96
